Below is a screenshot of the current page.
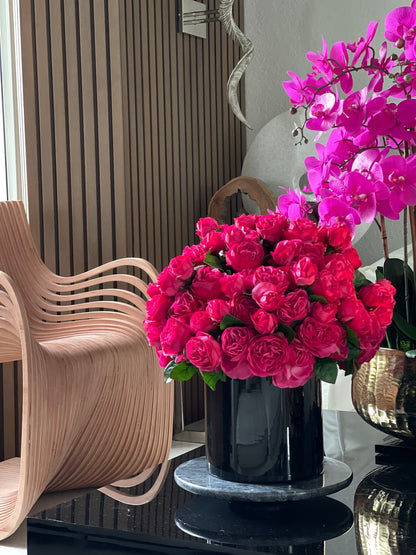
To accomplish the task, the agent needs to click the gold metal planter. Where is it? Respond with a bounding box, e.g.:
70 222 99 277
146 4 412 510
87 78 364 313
352 348 416 441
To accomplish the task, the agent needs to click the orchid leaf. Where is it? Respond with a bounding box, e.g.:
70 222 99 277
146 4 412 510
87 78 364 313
375 266 384 280
383 258 415 326
392 309 416 341
202 369 227 391
314 359 338 384
220 314 245 330
164 361 197 382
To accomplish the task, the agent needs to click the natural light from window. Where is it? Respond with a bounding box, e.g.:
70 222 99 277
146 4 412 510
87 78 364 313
0 66 6 200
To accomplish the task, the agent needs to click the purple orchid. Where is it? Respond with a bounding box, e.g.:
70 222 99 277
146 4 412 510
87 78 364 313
318 196 361 235
337 88 367 135
352 21 379 66
278 188 313 220
330 41 353 94
306 37 333 79
306 92 342 132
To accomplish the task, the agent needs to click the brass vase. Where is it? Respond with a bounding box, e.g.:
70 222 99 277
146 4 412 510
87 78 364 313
352 348 416 441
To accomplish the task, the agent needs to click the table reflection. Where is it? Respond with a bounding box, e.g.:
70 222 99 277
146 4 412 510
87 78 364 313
355 465 416 554
175 495 353 554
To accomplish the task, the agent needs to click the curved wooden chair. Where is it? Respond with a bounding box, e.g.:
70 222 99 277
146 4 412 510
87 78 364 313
0 201 173 539
208 176 277 224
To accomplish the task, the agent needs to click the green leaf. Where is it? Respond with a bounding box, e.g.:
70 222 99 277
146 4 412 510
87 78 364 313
220 314 245 330
375 266 384 281
345 326 360 348
164 361 197 382
344 358 359 377
308 294 328 304
203 252 224 271
353 269 372 291
392 309 416 340
383 258 415 327
202 369 227 391
277 323 296 343
314 359 338 384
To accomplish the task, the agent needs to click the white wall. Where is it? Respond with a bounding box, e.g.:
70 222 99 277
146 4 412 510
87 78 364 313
243 0 402 265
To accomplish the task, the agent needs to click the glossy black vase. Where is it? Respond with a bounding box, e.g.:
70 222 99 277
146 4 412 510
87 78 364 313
205 376 324 484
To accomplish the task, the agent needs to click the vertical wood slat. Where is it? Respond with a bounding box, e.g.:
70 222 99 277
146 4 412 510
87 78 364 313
7 0 246 459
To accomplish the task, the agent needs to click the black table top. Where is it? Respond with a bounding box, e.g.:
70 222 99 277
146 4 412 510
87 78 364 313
27 442 416 554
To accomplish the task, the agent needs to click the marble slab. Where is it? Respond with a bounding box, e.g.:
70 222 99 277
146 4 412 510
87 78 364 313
174 456 353 502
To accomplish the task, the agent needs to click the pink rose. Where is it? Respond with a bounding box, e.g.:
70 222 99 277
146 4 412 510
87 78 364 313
252 282 283 311
157 267 183 297
234 214 258 230
182 244 207 265
373 305 394 327
247 334 289 376
189 311 217 333
196 217 219 238
168 255 195 280
284 218 319 242
156 349 172 368
338 297 367 323
146 294 172 322
201 231 226 253
291 256 318 286
251 309 278 334
326 223 352 250
310 301 338 323
225 240 265 271
311 269 342 303
186 332 222 371
271 239 302 266
324 253 355 282
299 242 325 267
191 267 224 301
220 273 247 297
253 266 289 294
144 319 165 348
342 247 362 268
160 317 192 356
170 290 201 321
147 282 161 298
255 213 287 243
223 226 246 247
297 317 345 358
231 293 259 326
220 326 255 379
272 340 315 388
358 279 396 309
207 299 229 322
277 289 310 324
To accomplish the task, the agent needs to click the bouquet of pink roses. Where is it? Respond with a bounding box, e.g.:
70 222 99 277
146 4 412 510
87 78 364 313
144 213 395 389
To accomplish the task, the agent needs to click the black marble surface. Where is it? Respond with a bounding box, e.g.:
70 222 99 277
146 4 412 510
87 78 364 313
26 442 416 554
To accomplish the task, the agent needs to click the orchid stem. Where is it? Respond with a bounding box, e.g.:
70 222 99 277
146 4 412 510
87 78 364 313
380 215 389 259
404 207 410 324
409 206 416 319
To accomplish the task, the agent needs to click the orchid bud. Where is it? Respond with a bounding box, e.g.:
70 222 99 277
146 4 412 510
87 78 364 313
292 129 299 137
290 107 297 115
396 38 405 48
404 74 412 83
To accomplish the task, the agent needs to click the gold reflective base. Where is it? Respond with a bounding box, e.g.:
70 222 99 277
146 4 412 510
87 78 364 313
352 348 416 441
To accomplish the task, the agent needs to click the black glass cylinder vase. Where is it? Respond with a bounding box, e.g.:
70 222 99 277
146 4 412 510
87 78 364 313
205 376 324 484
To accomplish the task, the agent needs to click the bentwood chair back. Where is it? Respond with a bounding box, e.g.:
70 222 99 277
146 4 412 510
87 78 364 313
0 201 173 540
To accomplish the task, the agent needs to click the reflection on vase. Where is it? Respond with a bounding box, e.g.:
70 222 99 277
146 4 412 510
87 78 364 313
175 495 353 554
205 376 324 483
352 348 416 441
354 466 416 554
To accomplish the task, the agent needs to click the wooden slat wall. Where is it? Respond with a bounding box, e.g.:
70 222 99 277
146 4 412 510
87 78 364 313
0 0 245 460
